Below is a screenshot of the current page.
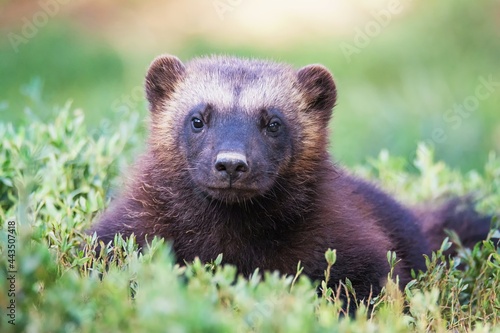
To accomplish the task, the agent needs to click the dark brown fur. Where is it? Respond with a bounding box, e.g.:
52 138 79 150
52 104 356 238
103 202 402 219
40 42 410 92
89 55 494 305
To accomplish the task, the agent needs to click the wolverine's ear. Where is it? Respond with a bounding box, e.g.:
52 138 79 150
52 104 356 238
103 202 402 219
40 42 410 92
297 64 337 116
145 54 186 111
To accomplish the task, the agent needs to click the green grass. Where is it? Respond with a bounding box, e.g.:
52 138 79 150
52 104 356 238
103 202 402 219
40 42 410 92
0 102 499 332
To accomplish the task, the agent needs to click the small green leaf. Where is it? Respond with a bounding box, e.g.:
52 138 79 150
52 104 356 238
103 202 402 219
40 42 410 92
325 248 336 266
214 253 223 266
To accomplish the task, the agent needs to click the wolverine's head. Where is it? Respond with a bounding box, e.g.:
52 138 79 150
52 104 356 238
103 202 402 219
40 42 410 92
145 55 337 203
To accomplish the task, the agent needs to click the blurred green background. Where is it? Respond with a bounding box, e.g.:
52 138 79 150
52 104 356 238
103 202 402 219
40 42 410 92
1 0 499 171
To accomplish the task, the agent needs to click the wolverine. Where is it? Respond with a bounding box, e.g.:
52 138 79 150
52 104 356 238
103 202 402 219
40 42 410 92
89 54 494 304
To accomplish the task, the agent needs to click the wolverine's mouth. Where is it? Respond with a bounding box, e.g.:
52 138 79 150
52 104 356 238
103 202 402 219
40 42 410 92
202 186 262 202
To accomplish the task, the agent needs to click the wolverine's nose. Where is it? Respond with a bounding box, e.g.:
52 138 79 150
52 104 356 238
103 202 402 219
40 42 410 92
215 151 249 180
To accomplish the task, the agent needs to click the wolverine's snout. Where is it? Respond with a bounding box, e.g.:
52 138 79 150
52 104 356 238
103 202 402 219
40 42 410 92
214 151 249 181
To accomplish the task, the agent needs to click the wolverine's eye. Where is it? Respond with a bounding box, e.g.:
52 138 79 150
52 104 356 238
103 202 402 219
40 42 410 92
191 117 204 131
266 120 281 133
